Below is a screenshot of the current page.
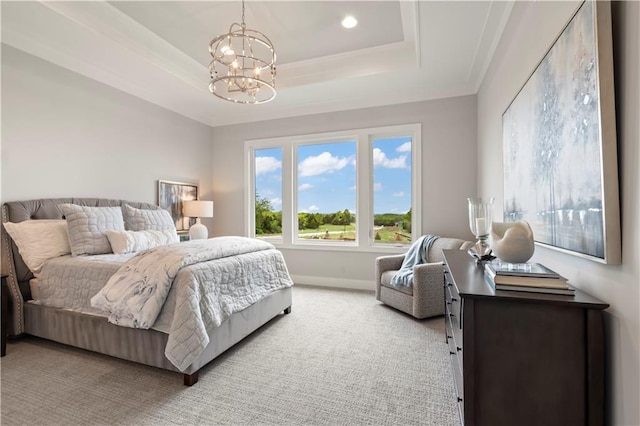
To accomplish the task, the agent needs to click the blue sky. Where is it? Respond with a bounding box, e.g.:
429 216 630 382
255 137 412 215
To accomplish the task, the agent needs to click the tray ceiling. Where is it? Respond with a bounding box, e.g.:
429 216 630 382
1 1 514 127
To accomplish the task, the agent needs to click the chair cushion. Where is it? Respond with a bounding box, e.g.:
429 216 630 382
380 270 413 296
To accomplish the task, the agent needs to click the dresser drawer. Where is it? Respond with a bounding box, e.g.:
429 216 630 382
446 288 463 352
446 314 464 424
447 310 463 369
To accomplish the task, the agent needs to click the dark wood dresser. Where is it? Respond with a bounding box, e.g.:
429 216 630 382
442 249 608 426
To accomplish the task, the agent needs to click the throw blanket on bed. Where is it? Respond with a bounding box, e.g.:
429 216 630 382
92 236 277 328
390 234 439 288
91 236 293 370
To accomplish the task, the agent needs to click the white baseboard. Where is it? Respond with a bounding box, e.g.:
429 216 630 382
290 274 374 291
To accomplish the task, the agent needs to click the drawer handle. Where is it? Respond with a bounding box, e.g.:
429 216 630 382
449 351 456 355
446 335 453 339
446 301 451 305
457 397 463 402
456 346 462 352
449 313 455 318
451 298 458 302
447 283 453 287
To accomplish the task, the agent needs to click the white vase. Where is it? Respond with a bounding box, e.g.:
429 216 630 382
490 221 535 263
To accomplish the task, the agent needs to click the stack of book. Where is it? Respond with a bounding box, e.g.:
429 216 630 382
484 261 574 295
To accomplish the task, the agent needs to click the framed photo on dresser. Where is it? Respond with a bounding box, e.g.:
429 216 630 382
157 180 198 232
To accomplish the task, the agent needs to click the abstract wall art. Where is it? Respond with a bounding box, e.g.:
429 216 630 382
502 1 620 264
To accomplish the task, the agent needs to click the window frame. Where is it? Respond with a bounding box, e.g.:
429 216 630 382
245 123 422 253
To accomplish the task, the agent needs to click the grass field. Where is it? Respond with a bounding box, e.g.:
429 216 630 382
260 225 411 243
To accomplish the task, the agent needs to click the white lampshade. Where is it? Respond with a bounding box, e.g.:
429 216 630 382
183 200 214 218
183 200 214 240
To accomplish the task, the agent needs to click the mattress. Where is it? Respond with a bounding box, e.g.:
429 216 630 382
33 252 185 333
34 253 133 311
33 245 292 341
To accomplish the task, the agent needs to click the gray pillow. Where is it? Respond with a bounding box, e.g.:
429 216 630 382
59 204 125 256
123 204 176 232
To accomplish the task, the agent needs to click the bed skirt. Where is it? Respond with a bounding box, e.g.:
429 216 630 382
24 287 292 376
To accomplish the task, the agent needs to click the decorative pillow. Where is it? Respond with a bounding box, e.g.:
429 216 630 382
123 204 177 232
105 229 179 254
59 204 125 256
2 220 71 276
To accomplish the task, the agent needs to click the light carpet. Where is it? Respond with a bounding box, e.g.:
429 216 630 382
1 285 461 426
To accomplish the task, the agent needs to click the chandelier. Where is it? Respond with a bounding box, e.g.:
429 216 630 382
208 0 277 104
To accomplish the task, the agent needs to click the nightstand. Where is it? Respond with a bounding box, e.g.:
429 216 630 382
1 274 8 357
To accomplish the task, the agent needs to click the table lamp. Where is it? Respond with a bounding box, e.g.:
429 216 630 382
183 200 214 240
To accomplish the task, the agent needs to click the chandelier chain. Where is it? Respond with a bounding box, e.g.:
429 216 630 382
241 0 246 28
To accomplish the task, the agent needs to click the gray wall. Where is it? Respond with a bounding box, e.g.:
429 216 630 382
477 1 640 424
1 45 215 231
211 95 477 288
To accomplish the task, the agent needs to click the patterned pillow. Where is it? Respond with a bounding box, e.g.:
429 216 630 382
105 229 179 254
59 204 125 256
123 204 176 232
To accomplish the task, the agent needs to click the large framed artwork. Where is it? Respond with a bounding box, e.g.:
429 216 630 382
157 180 198 233
502 1 620 264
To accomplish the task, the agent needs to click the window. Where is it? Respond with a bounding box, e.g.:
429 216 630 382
372 136 413 245
246 124 421 251
253 147 283 242
297 141 356 243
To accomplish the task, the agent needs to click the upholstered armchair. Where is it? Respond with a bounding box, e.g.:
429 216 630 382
375 237 473 319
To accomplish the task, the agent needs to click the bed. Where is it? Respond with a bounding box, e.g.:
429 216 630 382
1 198 293 385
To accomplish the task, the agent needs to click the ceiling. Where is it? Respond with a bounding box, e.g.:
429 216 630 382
1 1 514 128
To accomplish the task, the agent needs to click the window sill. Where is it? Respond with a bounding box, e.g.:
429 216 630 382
265 241 409 254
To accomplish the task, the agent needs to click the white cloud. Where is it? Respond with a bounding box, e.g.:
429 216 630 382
298 152 352 177
298 183 313 191
393 191 405 197
270 197 282 206
255 156 282 175
349 185 356 191
300 205 320 213
374 182 383 191
396 142 412 153
372 148 407 169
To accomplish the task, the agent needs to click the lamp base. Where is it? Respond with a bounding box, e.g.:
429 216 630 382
189 221 208 240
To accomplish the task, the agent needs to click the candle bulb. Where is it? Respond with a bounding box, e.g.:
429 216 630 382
475 218 487 235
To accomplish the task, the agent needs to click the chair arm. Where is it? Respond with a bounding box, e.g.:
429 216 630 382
375 254 405 299
375 254 405 273
412 262 447 317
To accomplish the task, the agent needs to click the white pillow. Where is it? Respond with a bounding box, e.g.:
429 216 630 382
105 229 179 254
123 204 176 232
59 204 125 256
3 220 71 276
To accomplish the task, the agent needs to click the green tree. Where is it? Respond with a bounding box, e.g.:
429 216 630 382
323 213 335 225
306 214 320 230
332 209 352 231
298 212 308 230
255 194 281 235
403 208 412 233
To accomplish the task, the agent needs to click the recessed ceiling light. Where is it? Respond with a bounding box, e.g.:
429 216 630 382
341 15 358 29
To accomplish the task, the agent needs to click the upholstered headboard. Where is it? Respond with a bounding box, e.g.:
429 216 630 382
1 198 158 335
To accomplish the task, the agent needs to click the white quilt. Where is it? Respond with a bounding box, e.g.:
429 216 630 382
90 236 293 370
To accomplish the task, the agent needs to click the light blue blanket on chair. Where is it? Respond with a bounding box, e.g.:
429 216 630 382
390 234 439 288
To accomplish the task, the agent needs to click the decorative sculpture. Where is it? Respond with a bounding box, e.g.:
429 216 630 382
490 221 535 263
